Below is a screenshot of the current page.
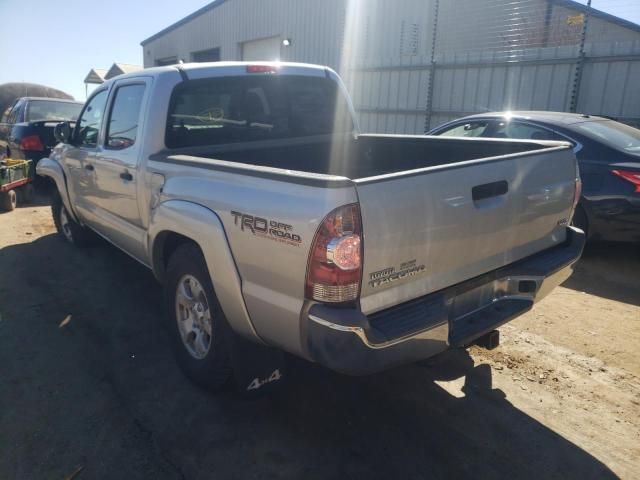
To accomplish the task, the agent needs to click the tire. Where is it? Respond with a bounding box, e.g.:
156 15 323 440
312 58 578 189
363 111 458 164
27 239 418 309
0 190 17 211
164 243 232 391
51 191 93 246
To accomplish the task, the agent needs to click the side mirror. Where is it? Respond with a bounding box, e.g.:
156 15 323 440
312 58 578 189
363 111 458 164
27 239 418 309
54 122 72 144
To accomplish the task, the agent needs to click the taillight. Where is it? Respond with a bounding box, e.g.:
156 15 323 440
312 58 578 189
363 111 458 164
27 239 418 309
612 169 640 193
246 64 278 74
20 135 44 151
306 204 363 304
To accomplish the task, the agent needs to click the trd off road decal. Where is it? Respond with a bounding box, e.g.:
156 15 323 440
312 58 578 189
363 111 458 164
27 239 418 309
368 259 426 288
231 211 302 246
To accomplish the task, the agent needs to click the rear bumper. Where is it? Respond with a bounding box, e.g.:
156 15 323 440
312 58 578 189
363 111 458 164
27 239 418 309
305 227 585 375
585 196 640 243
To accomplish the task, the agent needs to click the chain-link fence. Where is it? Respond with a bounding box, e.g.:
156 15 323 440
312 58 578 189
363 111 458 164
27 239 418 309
343 0 640 133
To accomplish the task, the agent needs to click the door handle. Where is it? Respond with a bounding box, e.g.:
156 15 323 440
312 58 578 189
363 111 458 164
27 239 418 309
120 171 133 181
84 164 95 171
472 180 508 201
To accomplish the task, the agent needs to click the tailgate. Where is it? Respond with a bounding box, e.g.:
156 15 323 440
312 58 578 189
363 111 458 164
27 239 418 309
356 146 577 315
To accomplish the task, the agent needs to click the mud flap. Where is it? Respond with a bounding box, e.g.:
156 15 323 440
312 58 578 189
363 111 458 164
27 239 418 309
225 332 287 398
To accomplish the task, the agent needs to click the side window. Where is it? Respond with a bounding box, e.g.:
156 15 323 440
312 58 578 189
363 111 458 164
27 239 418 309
8 100 24 124
106 84 146 149
493 121 564 141
438 121 490 138
76 90 108 148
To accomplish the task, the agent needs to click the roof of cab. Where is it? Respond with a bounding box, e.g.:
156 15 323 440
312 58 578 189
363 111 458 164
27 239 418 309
98 61 331 87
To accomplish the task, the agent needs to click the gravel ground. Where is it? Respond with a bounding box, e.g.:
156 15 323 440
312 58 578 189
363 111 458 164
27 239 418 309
0 201 638 479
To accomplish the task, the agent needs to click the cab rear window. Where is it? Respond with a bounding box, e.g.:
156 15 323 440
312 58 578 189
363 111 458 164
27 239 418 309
165 75 353 148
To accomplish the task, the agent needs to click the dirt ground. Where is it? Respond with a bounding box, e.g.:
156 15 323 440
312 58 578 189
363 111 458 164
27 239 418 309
1 200 638 479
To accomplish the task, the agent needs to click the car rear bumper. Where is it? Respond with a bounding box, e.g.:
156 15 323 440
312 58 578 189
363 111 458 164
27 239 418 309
305 227 585 375
586 196 640 242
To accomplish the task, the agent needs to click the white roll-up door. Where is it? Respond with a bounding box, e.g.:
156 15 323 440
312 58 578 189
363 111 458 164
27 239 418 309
242 36 282 61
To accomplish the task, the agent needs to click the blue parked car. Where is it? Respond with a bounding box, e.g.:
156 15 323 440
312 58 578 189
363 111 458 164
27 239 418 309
429 112 640 243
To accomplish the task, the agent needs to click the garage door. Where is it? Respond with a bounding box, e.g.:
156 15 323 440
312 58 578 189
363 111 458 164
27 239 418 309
242 36 282 61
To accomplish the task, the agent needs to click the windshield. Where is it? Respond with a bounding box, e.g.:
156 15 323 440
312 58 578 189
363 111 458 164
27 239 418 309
574 120 640 154
27 100 82 122
166 75 353 148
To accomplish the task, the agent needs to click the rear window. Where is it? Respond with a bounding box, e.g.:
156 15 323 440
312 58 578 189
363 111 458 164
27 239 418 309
27 100 82 122
574 120 640 154
166 75 353 148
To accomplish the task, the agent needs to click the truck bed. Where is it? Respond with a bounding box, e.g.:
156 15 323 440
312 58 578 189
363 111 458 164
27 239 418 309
158 133 556 181
153 134 575 315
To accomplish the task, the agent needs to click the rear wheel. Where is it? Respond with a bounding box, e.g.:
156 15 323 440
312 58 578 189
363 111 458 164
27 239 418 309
51 191 93 246
164 243 232 391
0 189 17 211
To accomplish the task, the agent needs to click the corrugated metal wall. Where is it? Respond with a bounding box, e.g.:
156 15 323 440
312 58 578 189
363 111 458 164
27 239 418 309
142 0 640 132
143 0 347 70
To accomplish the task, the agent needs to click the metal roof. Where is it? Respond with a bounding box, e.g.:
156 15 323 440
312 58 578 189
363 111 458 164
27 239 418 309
140 0 640 46
104 63 143 80
84 68 108 84
141 0 228 46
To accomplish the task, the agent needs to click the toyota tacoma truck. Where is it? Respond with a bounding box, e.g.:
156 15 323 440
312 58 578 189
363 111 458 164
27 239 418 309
37 62 585 392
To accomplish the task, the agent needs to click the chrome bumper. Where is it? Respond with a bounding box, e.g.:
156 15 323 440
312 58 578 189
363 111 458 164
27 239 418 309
305 227 585 375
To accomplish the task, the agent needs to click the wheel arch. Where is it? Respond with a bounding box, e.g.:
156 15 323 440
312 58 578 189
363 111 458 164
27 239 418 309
35 157 79 222
148 199 263 344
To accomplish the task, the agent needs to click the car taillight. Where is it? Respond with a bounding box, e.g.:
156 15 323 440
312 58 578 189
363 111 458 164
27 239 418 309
20 135 44 151
306 204 363 304
612 169 640 193
246 64 278 74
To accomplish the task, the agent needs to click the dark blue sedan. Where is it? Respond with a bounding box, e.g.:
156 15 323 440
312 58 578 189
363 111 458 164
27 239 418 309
429 112 640 243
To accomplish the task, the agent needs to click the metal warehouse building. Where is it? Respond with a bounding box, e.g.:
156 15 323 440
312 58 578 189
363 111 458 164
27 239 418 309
141 0 640 132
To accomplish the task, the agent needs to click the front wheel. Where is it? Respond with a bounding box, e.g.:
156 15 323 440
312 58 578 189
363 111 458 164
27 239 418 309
164 243 232 391
51 191 93 246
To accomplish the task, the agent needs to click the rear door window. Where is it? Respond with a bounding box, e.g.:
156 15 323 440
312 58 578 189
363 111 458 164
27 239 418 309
166 75 353 148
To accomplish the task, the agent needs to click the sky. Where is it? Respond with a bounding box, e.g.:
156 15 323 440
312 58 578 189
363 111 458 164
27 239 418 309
0 0 212 101
1 0 639 102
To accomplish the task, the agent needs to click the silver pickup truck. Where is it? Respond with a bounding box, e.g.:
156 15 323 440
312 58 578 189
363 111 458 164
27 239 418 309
37 62 585 392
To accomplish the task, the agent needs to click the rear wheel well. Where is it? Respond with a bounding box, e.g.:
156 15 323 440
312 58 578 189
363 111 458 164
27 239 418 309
153 232 201 281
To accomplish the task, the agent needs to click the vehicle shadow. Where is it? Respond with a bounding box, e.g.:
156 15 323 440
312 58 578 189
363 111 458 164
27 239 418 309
562 241 640 306
0 234 618 479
